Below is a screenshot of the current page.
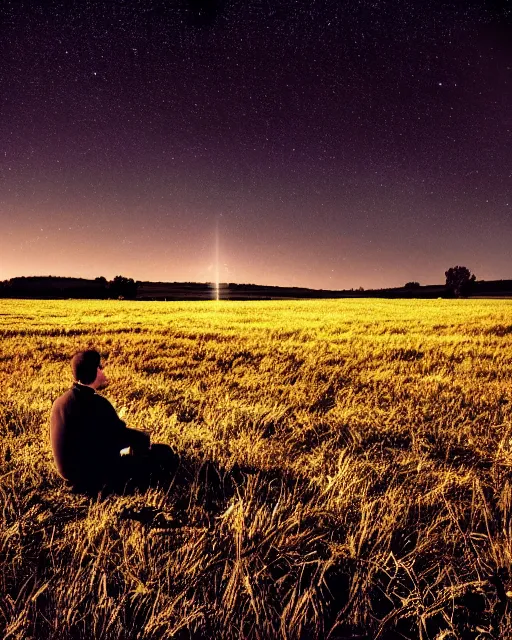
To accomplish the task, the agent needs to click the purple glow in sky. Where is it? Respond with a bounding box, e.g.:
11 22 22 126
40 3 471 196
1 1 510 288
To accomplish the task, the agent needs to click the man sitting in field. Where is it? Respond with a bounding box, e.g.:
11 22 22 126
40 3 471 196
50 349 175 492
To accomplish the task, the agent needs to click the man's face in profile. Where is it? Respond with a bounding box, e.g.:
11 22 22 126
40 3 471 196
93 363 108 390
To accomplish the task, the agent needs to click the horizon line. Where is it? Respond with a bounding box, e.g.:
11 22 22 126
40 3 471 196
3 273 511 292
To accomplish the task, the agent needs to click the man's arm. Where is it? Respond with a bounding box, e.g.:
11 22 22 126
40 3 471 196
96 396 150 454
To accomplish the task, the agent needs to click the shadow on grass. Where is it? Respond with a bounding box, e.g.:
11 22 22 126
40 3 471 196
42 443 510 639
68 443 317 526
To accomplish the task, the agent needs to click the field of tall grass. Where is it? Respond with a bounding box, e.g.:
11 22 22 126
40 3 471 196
1 298 512 639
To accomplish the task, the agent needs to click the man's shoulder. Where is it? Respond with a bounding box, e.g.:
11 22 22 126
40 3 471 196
93 392 115 408
51 386 120 419
91 392 123 421
52 386 95 411
51 388 75 409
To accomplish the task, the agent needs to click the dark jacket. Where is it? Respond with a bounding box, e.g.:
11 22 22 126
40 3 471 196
50 383 137 486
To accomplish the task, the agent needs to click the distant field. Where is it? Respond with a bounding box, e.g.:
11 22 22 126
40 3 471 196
1 298 512 639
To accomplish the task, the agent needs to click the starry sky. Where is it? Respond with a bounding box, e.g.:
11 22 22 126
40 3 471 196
1 0 510 289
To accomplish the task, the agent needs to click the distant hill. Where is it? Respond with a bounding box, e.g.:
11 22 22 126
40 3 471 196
1 276 511 300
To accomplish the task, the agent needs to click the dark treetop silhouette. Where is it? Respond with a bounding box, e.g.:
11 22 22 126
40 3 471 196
445 266 477 298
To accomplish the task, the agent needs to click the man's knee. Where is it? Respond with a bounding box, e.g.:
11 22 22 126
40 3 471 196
125 428 151 454
148 444 180 474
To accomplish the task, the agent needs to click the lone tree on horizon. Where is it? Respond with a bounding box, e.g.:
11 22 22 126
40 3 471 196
108 275 138 300
445 266 476 298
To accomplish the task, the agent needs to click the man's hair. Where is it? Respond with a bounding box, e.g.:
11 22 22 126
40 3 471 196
71 350 101 384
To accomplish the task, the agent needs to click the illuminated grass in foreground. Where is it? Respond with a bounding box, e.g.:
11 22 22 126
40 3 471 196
1 298 512 639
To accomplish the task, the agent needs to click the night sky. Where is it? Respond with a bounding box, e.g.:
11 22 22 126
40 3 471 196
1 0 510 289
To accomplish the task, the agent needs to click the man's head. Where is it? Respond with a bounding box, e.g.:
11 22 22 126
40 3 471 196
71 349 107 389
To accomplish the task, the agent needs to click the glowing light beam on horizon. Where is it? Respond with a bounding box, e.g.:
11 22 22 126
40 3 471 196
214 219 220 301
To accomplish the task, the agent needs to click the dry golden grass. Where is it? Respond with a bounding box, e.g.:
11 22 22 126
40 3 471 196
1 298 512 639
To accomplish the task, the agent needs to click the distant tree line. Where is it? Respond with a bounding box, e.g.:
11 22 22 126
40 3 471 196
1 268 511 300
0 275 138 300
